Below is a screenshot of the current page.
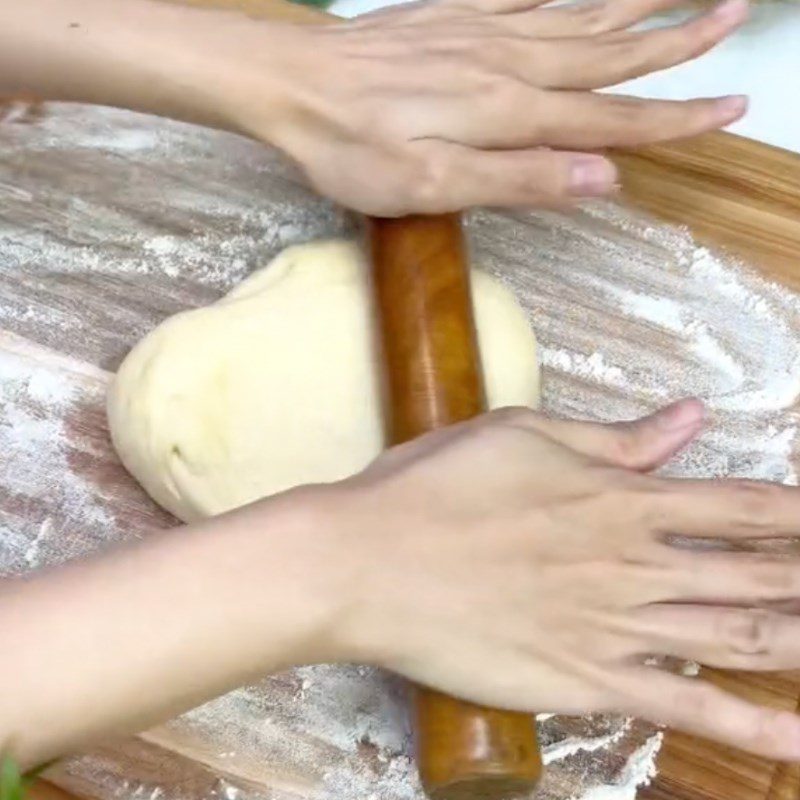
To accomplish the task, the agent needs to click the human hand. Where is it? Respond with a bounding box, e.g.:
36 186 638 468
327 399 800 760
2 0 748 214
225 0 749 214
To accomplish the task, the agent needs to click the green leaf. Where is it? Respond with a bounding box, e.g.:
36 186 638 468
0 756 58 800
1 757 24 800
290 0 334 7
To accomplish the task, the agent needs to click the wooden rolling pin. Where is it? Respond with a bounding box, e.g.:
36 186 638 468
368 214 543 800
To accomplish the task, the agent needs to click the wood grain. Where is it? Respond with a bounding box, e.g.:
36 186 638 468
615 134 800 290
28 783 88 800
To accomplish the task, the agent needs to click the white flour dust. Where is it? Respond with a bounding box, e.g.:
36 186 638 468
543 349 628 389
0 333 115 575
470 203 800 489
0 104 351 294
543 719 633 765
577 734 664 800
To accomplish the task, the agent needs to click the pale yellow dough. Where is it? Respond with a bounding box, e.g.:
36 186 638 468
108 239 541 522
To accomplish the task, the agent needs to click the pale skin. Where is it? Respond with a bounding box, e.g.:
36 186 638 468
3 0 800 776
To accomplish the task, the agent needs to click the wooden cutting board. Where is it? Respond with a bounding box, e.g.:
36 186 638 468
6 119 796 800
2 1 799 797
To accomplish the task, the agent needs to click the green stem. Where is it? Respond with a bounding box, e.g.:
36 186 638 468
1 756 58 800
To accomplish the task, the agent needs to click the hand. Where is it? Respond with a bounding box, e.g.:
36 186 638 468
2 0 747 214
227 0 749 215
327 399 800 760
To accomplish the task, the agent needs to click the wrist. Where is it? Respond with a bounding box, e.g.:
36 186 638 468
205 21 329 148
297 482 408 671
225 484 369 668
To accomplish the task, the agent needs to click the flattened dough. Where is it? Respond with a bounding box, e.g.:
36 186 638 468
108 239 540 522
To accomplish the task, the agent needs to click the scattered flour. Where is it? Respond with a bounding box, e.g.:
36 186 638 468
471 204 800 489
576 734 664 800
0 104 352 294
542 349 628 388
0 335 116 575
543 720 633 765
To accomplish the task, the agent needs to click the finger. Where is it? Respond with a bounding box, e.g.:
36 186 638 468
400 143 621 212
631 604 800 671
645 550 800 604
511 0 747 90
649 479 800 539
357 0 549 29
423 87 747 149
453 0 551 14
528 92 748 150
511 0 699 38
617 668 800 760
512 399 704 470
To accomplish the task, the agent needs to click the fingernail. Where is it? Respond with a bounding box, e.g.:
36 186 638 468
569 157 618 197
712 0 749 23
655 399 706 431
716 94 749 120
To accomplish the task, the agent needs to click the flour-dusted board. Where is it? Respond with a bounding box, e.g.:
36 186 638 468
2 105 799 800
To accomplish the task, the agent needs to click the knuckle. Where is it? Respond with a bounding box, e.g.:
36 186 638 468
629 29 690 68
468 58 532 112
601 35 639 59
749 561 798 594
475 33 532 68
490 406 535 426
495 84 547 141
716 609 774 656
466 423 511 452
574 1 613 35
607 96 644 126
731 480 779 530
607 428 646 469
612 472 656 508
472 414 515 441
406 151 453 212
478 71 521 110
751 707 795 755
506 39 551 82
676 23 711 60
617 37 664 75
477 36 511 68
598 476 659 526
442 0 485 15
672 682 716 724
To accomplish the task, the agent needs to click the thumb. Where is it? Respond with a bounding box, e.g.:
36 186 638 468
523 399 705 471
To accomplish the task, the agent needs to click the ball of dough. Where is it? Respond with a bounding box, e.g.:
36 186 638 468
108 239 540 522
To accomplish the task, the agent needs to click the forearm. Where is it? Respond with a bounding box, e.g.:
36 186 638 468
0 0 307 132
0 488 353 768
